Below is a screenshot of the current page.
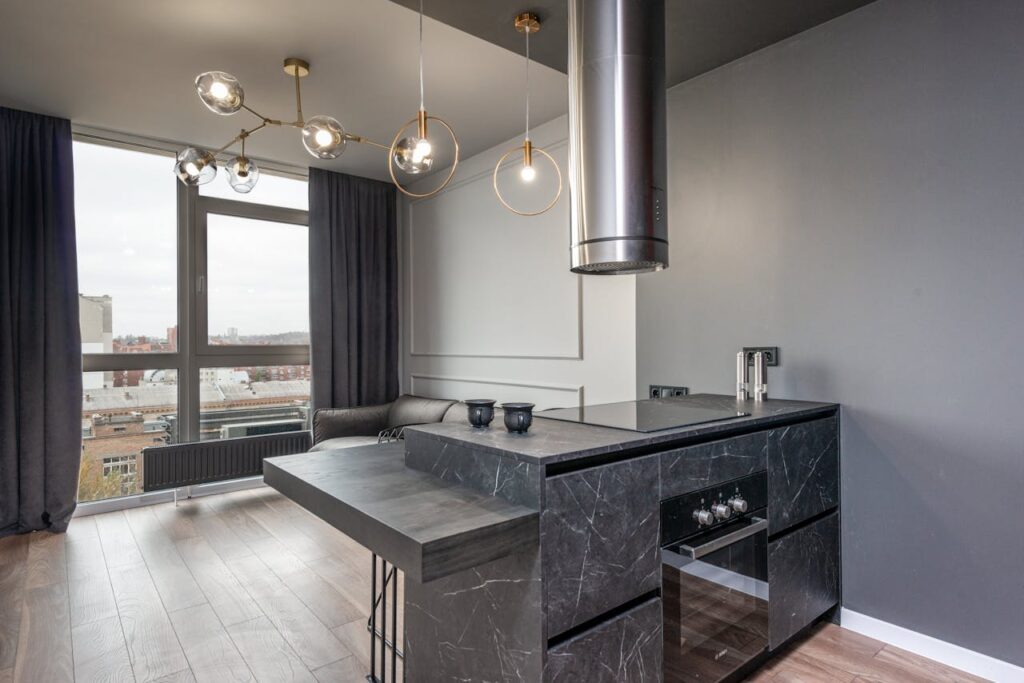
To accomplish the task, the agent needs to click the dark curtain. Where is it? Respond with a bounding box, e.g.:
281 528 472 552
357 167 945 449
309 168 399 411
0 107 82 536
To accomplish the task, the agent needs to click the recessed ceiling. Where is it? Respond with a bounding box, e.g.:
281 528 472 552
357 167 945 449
0 0 568 180
0 1 876 181
391 0 878 87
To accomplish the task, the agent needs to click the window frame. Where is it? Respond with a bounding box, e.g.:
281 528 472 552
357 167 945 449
76 134 310 446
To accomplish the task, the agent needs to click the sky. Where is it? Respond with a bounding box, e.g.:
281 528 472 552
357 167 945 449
74 141 310 339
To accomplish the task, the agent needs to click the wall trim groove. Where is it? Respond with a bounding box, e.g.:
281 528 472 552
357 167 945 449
405 138 583 360
409 373 584 408
840 608 1024 682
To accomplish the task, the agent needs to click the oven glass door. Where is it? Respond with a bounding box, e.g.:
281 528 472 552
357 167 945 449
662 517 769 682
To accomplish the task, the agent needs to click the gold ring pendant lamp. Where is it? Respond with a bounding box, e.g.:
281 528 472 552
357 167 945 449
387 0 459 199
175 58 390 192
493 13 563 216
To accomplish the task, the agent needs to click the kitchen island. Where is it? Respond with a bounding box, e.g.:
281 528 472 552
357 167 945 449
264 394 841 682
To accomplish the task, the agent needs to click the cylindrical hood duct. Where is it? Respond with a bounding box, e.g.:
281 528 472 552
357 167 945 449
568 0 668 274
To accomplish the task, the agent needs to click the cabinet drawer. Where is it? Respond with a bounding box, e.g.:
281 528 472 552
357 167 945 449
661 431 767 500
767 416 839 535
542 456 660 637
545 597 662 682
768 511 840 649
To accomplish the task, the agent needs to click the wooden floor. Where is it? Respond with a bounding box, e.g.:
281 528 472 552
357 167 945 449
0 487 988 683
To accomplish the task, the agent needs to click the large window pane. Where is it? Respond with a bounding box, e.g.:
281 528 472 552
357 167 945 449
74 142 177 352
199 365 310 440
80 369 178 502
206 214 309 345
200 171 308 211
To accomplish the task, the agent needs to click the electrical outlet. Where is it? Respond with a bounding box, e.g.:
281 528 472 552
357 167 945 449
743 347 780 367
650 385 690 398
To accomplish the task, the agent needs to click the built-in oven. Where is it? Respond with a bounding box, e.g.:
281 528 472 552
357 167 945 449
661 471 769 683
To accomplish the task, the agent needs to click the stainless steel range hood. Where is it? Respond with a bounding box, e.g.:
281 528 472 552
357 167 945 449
568 0 668 274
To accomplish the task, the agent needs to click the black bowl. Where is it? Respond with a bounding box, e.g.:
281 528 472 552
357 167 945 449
464 399 497 428
501 402 535 434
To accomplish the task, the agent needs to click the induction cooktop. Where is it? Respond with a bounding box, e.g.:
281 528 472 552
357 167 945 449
538 399 749 433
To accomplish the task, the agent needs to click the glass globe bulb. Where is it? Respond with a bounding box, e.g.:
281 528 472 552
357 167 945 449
174 147 217 185
302 115 347 159
195 71 244 115
520 164 536 182
393 136 435 174
226 156 260 193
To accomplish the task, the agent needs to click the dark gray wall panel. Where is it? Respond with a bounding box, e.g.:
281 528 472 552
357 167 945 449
404 548 544 681
768 512 840 649
767 417 839 534
661 430 767 499
544 597 663 682
636 0 1024 665
542 456 661 637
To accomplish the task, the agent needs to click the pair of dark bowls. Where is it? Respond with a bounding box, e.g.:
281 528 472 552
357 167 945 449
464 399 534 434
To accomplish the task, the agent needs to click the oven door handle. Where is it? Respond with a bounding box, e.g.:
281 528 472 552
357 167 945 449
679 517 768 559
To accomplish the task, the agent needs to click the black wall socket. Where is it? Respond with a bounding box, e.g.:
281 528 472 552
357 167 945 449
650 385 690 399
743 347 780 366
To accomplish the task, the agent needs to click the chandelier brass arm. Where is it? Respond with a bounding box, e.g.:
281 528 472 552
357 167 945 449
178 56 389 191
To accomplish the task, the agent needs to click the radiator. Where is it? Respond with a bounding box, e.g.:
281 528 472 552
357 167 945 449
143 431 312 492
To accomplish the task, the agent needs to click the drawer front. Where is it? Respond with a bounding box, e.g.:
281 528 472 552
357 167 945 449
544 597 662 682
768 511 840 650
661 431 767 500
542 456 660 637
767 416 839 535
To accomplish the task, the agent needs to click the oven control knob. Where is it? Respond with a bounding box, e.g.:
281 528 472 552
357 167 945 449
693 509 715 526
712 502 732 520
728 496 748 514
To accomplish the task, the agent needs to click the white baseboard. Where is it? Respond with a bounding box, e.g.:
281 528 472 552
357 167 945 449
840 608 1024 682
74 476 266 517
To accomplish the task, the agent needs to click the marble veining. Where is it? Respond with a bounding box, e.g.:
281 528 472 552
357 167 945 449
544 597 663 682
405 547 544 682
768 512 840 649
767 416 839 534
405 394 837 466
660 430 768 499
542 455 661 637
405 431 541 508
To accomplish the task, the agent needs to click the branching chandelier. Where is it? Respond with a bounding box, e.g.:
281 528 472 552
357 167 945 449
174 4 557 210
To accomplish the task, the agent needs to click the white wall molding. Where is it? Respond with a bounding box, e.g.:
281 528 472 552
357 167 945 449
409 373 583 409
840 609 1024 682
405 133 583 360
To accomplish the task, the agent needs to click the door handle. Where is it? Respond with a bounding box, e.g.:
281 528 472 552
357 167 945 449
679 517 767 559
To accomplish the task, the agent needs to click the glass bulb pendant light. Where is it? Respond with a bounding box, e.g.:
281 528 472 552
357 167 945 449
387 0 459 198
174 147 217 185
226 134 259 193
302 114 348 159
493 12 562 216
195 71 244 115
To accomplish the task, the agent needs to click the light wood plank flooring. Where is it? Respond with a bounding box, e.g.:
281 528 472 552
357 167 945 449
0 487 988 682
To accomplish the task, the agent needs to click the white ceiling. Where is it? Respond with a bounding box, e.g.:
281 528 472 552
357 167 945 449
0 0 569 181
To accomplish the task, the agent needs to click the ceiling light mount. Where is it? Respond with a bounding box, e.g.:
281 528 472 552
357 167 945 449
514 12 541 34
282 57 310 78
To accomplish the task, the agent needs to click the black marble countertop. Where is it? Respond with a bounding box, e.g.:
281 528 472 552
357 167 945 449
405 394 838 466
264 444 539 583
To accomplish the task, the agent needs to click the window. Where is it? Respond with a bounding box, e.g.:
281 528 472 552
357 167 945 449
75 143 177 353
199 364 310 441
80 369 176 502
75 139 309 503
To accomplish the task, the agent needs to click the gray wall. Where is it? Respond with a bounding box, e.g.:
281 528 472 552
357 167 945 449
637 0 1024 666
